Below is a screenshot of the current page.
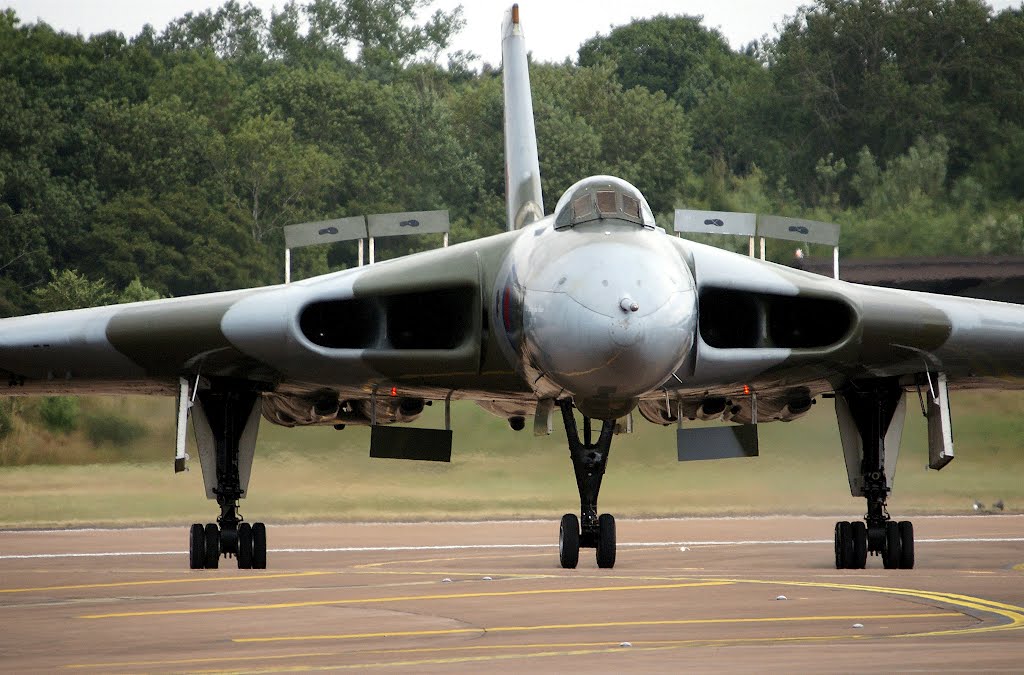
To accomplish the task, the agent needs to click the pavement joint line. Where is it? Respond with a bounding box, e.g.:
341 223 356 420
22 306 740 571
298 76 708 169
77 581 732 619
7 536 1024 560
231 612 961 643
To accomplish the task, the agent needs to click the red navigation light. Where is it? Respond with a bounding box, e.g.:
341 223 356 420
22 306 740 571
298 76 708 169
390 386 398 397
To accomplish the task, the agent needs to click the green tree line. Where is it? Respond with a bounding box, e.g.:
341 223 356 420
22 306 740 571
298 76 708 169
2 0 1023 317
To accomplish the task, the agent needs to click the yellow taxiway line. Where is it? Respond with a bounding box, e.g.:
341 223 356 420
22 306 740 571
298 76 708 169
59 575 1024 671
234 612 959 644
77 580 731 619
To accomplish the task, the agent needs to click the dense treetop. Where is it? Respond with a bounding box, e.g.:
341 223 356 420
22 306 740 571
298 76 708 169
2 0 1022 316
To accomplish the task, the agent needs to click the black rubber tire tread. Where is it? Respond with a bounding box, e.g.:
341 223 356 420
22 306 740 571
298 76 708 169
559 514 580 569
596 513 616 569
882 521 901 569
251 522 267 569
850 521 868 569
189 523 205 570
898 521 915 569
237 522 253 570
204 523 220 569
835 521 852 569
834 522 844 569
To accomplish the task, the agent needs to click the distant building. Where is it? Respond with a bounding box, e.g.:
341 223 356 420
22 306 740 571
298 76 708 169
802 256 1024 303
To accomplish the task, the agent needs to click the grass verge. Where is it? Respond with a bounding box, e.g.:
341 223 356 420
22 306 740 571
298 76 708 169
0 391 1022 528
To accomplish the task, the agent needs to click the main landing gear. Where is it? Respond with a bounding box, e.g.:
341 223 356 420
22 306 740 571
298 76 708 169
834 518 913 570
189 520 266 570
834 381 915 569
187 390 268 570
557 400 617 569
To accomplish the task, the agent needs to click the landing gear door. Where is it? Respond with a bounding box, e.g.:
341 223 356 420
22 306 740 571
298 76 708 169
835 391 906 496
927 373 954 471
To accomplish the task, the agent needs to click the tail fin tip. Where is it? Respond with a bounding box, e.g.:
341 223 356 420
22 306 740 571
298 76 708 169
502 4 543 231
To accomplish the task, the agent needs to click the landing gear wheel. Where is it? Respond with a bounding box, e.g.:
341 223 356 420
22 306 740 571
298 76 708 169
251 522 267 569
834 522 843 569
596 513 616 569
204 523 220 569
882 521 902 569
559 514 580 569
556 402 617 569
898 521 914 569
834 521 853 569
189 523 205 570
850 521 867 569
237 522 253 569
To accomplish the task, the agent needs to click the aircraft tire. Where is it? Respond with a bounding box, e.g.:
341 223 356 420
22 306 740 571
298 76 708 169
204 523 220 569
596 513 616 569
882 521 901 569
834 522 843 569
898 521 914 569
850 521 868 569
189 523 205 570
559 514 579 569
834 521 853 569
252 522 267 569
237 522 253 569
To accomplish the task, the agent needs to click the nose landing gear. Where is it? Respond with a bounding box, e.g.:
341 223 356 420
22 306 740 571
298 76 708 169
556 400 617 569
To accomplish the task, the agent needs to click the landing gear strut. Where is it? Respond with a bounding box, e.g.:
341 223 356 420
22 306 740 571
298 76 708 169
187 390 267 570
557 400 617 569
834 382 914 569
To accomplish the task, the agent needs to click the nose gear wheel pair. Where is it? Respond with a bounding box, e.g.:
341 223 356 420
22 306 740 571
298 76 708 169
556 400 617 569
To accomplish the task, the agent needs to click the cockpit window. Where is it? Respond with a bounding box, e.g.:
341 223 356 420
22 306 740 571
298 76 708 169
621 194 641 219
553 175 657 230
596 190 617 215
573 195 594 220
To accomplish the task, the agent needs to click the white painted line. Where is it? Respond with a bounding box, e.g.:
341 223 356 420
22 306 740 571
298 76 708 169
0 551 183 559
3 514 1021 535
3 537 1023 560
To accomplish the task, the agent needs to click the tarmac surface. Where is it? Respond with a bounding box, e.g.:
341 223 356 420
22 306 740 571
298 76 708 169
2 515 1023 673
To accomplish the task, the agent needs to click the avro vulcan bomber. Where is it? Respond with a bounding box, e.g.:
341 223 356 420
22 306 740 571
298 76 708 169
2 6 1020 571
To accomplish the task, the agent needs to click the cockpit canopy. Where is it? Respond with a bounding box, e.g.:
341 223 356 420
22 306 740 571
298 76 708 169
553 175 657 230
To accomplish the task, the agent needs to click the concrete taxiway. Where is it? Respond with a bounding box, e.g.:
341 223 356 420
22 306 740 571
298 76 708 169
1 516 1023 672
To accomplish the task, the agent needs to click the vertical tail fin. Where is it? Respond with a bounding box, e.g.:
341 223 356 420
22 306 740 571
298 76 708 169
502 4 544 231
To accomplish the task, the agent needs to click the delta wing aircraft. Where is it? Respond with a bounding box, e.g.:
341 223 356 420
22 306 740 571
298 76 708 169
2 5 1023 572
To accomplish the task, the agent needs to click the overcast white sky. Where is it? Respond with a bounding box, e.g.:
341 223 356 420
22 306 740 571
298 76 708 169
8 0 1020 67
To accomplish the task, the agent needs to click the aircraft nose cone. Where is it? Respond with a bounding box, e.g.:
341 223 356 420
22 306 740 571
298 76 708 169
521 239 696 416
524 291 694 413
609 315 641 347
